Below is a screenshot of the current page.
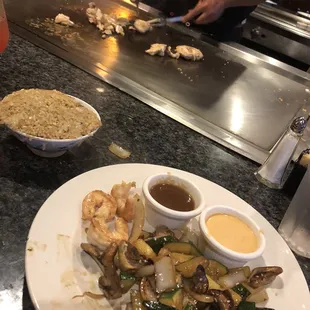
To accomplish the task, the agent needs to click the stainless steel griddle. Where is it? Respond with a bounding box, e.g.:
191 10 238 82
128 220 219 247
4 0 310 163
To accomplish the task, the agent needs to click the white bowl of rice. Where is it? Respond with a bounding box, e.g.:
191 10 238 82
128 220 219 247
0 89 102 157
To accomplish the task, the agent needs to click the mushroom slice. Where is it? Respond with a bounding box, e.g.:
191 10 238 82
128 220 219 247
98 242 122 299
192 265 209 294
140 277 157 301
118 240 146 271
81 243 105 274
209 289 235 310
154 225 175 238
249 266 283 288
145 44 167 56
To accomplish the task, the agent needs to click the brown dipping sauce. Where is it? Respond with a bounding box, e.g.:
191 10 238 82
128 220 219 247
150 183 195 212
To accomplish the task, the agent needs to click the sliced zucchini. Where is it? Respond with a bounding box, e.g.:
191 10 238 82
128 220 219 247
163 242 201 256
120 271 136 281
134 239 157 260
131 290 146 310
143 301 174 310
246 287 268 303
159 289 183 310
206 275 222 290
170 252 194 265
205 260 228 280
184 304 197 310
237 301 256 310
120 271 136 293
176 256 209 278
232 284 251 300
228 289 242 307
146 236 176 254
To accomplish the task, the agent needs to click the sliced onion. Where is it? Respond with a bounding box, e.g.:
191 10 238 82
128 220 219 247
128 194 145 243
135 264 155 277
155 256 176 293
72 292 105 300
218 269 247 289
109 142 131 159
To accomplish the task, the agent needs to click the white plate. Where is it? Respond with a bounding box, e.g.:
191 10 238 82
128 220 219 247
25 164 310 310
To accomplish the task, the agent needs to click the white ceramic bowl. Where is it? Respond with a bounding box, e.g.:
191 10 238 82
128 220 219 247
199 205 266 267
142 173 205 229
8 96 101 158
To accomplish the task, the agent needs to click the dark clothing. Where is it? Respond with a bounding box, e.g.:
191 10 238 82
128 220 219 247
142 0 256 41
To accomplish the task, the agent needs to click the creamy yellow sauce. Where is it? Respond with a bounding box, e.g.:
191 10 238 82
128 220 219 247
206 213 258 253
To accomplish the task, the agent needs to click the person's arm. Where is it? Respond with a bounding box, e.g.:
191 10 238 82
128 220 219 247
183 0 264 24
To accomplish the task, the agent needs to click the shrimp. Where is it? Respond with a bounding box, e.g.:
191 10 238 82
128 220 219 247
82 190 117 222
87 216 129 250
110 181 136 221
119 195 135 222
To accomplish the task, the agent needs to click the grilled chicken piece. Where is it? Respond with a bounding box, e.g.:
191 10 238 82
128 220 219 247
175 45 203 61
145 44 167 56
134 19 151 33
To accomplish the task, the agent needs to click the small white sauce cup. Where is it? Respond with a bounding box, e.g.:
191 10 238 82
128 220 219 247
199 205 266 267
142 173 205 229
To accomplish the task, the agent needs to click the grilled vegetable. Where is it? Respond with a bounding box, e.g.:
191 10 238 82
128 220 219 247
183 279 214 303
163 242 202 256
209 289 238 310
175 272 183 288
131 290 146 310
192 265 209 294
229 267 251 278
146 236 176 254
248 267 283 289
155 226 176 238
246 287 268 303
237 301 256 310
218 268 248 289
205 260 228 280
98 243 122 299
140 230 154 240
159 289 183 310
184 304 198 310
120 271 136 294
136 265 155 278
232 284 251 300
118 241 146 271
129 195 146 243
170 252 194 265
228 289 242 307
155 256 177 293
134 239 157 260
143 301 174 310
206 275 222 290
176 257 209 278
141 277 157 301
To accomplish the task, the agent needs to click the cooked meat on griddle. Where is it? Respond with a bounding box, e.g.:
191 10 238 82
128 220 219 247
134 19 152 34
86 2 126 38
55 13 74 26
175 45 203 61
145 44 167 56
167 46 180 59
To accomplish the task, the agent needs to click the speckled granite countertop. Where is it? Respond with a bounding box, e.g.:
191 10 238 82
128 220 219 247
0 34 309 309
